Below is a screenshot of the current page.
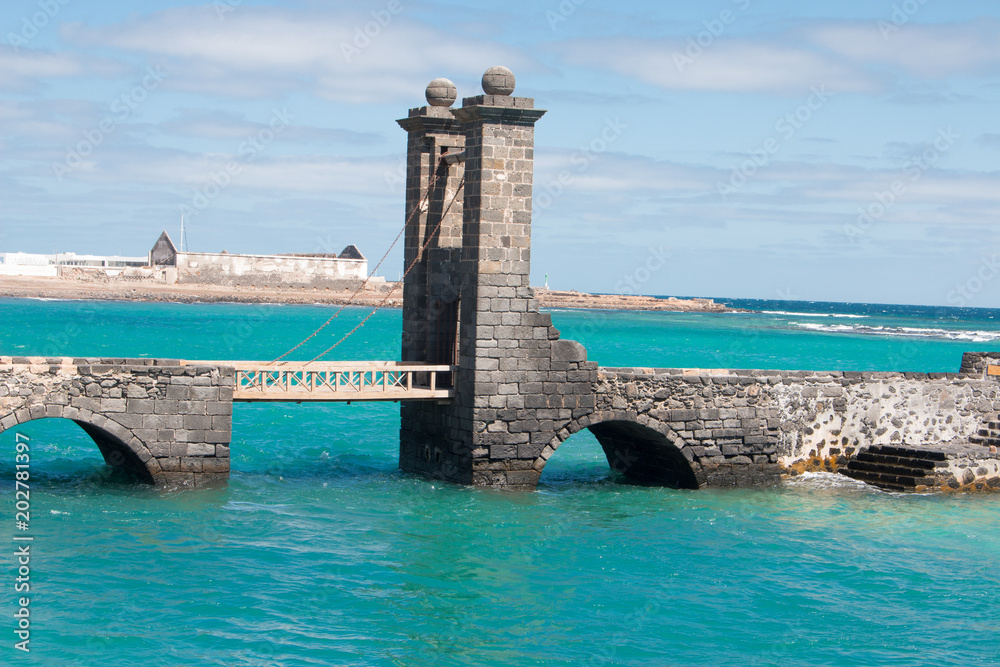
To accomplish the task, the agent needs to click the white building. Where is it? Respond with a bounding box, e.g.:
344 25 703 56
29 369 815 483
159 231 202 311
149 232 370 287
0 234 370 287
0 252 147 277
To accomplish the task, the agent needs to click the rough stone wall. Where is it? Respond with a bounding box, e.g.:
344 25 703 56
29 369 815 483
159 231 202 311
0 357 233 487
397 105 466 365
174 252 367 288
546 369 784 487
455 95 598 489
397 104 468 484
932 452 1000 491
959 351 1000 378
770 370 1000 467
538 361 1000 486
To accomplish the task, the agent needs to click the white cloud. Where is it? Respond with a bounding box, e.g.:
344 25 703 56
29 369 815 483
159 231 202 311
532 144 1000 238
536 150 718 196
0 47 124 92
41 140 401 198
159 108 382 145
205 155 399 195
0 99 110 145
61 7 533 102
809 19 1000 79
552 19 1000 96
553 37 882 95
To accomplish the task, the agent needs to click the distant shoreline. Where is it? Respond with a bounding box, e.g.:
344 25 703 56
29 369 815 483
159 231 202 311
533 288 735 313
0 276 736 313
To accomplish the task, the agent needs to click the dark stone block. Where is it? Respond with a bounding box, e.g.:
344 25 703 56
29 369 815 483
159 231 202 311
551 339 587 363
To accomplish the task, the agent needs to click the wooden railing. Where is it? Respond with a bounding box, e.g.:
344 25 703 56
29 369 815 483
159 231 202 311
183 361 455 402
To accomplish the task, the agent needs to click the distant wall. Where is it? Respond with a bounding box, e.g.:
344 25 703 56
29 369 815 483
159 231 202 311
0 252 146 277
0 253 57 277
0 264 58 277
174 252 368 288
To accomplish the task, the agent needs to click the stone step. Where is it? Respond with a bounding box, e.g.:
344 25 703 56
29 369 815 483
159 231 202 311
969 435 1000 447
839 444 954 492
841 468 922 491
852 451 943 470
865 445 947 461
846 459 934 478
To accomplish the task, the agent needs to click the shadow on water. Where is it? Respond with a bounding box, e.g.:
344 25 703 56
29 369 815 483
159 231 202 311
0 419 159 493
538 428 643 490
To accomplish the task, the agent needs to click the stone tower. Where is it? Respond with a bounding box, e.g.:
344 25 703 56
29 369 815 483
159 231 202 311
397 67 598 489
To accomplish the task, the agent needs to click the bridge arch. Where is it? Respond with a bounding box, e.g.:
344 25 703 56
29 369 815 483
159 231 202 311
536 411 703 489
0 405 159 485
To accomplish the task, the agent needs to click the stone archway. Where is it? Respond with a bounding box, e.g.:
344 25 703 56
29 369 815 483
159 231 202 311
588 420 700 488
0 406 160 484
535 410 703 489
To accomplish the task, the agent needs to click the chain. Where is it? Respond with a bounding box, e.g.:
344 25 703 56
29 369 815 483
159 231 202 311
268 162 447 364
306 171 466 364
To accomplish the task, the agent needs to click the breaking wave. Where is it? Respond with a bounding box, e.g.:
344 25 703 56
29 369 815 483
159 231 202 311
762 311 868 319
789 321 1000 342
784 471 872 491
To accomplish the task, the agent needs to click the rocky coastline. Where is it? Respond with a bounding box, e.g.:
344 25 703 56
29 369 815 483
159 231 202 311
0 276 735 313
535 289 732 313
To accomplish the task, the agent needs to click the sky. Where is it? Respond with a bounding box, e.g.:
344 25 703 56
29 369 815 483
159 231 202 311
1 0 999 307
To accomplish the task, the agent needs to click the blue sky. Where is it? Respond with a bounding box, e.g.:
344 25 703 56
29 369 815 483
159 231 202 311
2 0 999 307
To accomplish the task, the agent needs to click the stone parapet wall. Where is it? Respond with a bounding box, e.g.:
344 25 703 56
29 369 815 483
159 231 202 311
591 360 1000 481
959 351 1000 378
0 357 233 487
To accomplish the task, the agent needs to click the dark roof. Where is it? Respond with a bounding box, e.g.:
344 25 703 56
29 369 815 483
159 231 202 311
339 245 365 260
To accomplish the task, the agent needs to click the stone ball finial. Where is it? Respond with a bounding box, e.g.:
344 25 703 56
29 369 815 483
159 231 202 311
482 66 515 96
425 78 457 107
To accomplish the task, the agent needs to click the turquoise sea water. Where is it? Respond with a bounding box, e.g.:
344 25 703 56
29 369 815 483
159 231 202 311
3 297 1000 666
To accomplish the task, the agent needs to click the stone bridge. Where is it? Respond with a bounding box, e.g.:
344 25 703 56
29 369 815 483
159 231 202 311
0 357 233 487
4 353 1000 491
5 68 1000 493
393 67 1000 492
532 354 1000 490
